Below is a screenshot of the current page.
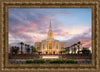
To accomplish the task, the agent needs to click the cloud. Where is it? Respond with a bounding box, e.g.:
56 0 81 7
8 8 91 49
65 28 91 48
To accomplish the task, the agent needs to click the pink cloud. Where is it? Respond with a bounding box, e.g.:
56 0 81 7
40 26 44 29
80 39 91 47
16 23 39 34
82 40 91 47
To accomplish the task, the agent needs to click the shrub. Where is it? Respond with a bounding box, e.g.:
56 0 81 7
49 60 55 63
65 59 77 64
50 59 64 64
26 60 32 63
26 59 78 64
33 59 45 64
74 61 78 64
45 59 51 62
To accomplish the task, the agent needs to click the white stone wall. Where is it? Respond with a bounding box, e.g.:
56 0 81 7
35 39 66 54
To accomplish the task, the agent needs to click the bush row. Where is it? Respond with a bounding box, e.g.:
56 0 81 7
26 59 78 64
65 59 77 64
26 59 45 64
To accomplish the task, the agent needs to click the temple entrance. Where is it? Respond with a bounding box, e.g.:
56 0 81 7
53 51 55 55
49 52 52 55
46 52 48 54
49 43 52 49
48 43 52 55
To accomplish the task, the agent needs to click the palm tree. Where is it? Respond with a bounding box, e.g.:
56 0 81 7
65 47 70 54
11 46 19 55
14 46 18 55
11 46 15 55
19 42 24 54
31 46 33 54
27 44 30 54
38 51 41 55
73 43 77 54
82 47 91 55
71 45 74 54
77 41 82 54
25 44 28 54
59 51 63 55
31 46 37 54
16 47 19 55
62 50 66 54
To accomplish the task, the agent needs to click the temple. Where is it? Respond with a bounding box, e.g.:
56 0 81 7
35 19 66 54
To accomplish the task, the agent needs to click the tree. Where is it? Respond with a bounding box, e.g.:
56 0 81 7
14 46 19 55
62 50 66 54
26 44 30 54
77 41 82 54
73 43 77 54
11 46 15 55
65 47 70 54
82 47 91 55
38 51 41 55
71 45 74 54
11 46 19 55
19 42 24 54
25 44 28 54
31 46 37 54
59 51 63 55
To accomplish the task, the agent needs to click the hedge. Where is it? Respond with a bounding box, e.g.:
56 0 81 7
26 60 33 63
26 59 78 64
50 59 64 64
33 60 45 64
64 59 77 64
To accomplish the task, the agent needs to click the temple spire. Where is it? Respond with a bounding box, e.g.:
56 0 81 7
49 18 52 30
47 18 53 39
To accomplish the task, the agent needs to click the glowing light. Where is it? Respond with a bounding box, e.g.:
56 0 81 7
89 46 92 53
42 55 59 59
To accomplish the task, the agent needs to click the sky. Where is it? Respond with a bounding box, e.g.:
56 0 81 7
8 8 92 51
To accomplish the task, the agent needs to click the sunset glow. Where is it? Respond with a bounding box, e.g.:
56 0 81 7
9 8 92 49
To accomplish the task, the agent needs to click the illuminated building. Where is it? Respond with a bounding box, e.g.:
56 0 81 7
35 19 66 54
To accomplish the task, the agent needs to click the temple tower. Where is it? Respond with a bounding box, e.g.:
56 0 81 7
47 19 53 39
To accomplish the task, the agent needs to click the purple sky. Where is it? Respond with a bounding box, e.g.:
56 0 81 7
8 8 92 50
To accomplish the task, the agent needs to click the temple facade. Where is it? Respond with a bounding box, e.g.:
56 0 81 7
35 19 66 54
